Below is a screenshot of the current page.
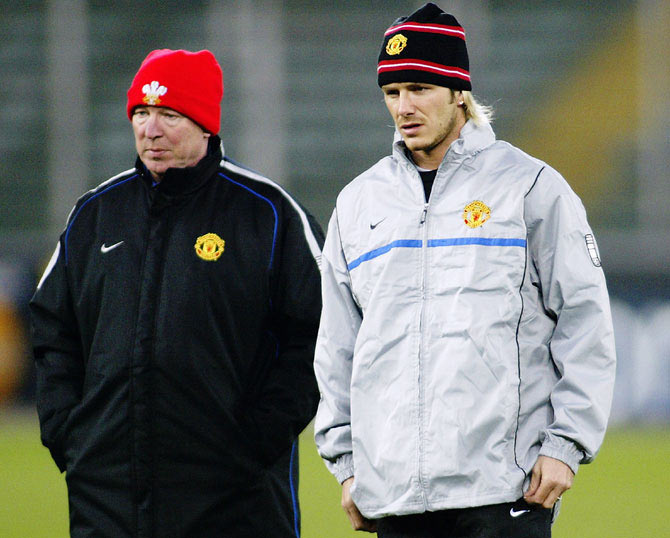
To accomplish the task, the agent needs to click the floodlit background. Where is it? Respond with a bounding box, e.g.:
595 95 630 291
1 1 668 536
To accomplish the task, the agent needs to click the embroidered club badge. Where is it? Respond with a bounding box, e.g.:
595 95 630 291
142 80 168 105
386 34 408 55
194 233 225 261
463 200 491 228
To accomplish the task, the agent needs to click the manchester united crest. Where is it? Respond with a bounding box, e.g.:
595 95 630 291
463 200 491 228
194 233 225 261
386 34 408 55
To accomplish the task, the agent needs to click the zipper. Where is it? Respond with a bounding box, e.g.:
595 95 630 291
417 201 429 508
419 203 429 296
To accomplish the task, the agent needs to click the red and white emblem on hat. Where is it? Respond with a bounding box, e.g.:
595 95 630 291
142 80 168 105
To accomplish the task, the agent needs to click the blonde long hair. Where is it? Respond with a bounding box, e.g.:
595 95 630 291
461 90 494 125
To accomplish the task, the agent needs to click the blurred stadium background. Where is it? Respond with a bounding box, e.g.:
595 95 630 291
1 1 668 536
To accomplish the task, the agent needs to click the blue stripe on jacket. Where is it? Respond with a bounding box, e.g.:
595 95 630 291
348 237 526 270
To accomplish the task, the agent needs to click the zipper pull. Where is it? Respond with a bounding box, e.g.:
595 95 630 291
420 204 428 224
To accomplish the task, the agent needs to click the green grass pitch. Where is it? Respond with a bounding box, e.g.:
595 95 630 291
1 409 668 537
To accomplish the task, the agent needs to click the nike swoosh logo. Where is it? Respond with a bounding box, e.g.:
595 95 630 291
370 218 386 230
100 241 124 253
509 508 530 518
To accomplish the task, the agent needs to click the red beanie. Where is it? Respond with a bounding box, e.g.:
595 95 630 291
126 49 223 134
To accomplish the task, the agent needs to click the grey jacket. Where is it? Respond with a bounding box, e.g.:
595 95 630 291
314 121 616 518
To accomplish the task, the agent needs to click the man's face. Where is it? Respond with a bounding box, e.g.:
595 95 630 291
382 82 464 167
132 106 210 181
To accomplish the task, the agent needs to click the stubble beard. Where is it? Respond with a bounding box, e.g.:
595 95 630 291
404 112 459 156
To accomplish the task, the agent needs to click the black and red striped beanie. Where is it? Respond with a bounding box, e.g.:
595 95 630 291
377 3 471 90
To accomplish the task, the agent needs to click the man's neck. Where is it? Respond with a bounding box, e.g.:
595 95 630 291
409 120 466 169
410 150 443 170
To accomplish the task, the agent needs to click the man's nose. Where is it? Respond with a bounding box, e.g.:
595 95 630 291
397 91 414 116
144 114 162 138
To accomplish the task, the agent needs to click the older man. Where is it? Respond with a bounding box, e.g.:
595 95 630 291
31 49 323 537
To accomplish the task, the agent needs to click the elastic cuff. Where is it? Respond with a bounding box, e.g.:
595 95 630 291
539 433 583 475
333 453 355 484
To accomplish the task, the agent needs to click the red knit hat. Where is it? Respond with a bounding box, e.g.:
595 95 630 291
126 49 223 134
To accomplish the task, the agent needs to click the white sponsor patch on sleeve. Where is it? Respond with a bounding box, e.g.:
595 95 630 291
585 234 601 267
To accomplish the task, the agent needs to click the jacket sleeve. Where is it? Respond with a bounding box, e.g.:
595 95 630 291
525 166 616 474
313 208 362 484
242 206 324 465
29 239 85 473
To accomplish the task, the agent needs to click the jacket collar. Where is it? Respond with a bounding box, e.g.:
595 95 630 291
446 120 496 157
392 119 496 166
137 135 223 196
